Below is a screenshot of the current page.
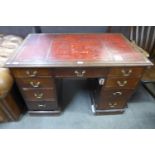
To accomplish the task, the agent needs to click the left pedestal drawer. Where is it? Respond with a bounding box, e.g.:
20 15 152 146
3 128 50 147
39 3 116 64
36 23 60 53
26 101 58 111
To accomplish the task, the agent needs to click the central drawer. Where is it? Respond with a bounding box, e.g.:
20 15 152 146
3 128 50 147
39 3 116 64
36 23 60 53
54 68 108 78
16 78 55 88
22 88 56 101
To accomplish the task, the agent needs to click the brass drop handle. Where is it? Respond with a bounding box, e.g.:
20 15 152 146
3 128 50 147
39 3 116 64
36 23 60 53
121 69 132 76
117 80 127 87
26 70 38 77
74 70 86 77
113 92 122 96
38 104 46 108
108 102 118 108
34 93 44 99
30 81 40 88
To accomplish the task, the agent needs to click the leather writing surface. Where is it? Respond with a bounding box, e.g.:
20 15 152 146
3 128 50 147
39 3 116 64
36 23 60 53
6 33 152 67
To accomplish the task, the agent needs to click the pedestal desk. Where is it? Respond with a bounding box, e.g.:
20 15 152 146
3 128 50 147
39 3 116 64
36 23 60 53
5 33 153 115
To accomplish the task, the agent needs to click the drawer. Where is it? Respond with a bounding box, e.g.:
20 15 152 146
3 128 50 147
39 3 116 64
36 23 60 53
105 77 140 89
26 101 58 111
96 100 126 110
108 67 144 77
22 88 56 101
54 68 108 78
99 89 133 101
11 68 53 78
16 78 55 88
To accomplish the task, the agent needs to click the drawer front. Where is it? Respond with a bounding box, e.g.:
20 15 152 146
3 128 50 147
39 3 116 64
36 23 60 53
16 78 55 88
26 101 58 111
96 100 126 110
11 68 53 78
105 77 140 89
54 68 108 78
100 89 133 101
22 89 56 101
108 67 144 77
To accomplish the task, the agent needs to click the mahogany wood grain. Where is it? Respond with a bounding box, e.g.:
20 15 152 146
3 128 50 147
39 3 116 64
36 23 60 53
26 101 58 111
0 84 25 122
108 67 144 77
16 78 55 88
99 89 133 101
0 105 9 122
105 77 140 89
54 68 108 78
21 88 56 101
96 100 127 110
11 68 53 77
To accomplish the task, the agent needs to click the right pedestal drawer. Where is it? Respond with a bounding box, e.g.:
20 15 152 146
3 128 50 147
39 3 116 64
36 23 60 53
108 67 144 77
94 66 145 112
95 89 134 110
104 77 140 89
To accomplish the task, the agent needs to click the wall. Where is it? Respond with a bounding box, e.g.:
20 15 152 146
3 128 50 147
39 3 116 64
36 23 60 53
0 26 128 37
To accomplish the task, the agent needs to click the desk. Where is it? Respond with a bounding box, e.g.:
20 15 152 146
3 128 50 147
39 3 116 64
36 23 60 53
5 33 152 115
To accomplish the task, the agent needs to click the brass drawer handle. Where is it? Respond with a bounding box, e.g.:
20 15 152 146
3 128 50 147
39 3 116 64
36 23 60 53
108 102 118 108
117 80 127 87
113 92 122 96
74 70 86 77
26 70 38 77
121 69 132 76
30 81 40 88
34 93 44 99
38 104 46 108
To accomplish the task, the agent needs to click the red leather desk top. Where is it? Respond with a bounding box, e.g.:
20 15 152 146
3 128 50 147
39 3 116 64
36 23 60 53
6 33 152 67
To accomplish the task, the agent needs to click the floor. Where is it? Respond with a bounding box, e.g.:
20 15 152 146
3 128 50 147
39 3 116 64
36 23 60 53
1 79 155 129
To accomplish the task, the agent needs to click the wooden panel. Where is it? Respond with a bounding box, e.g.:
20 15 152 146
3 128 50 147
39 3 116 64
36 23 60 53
108 67 144 77
11 68 53 78
3 93 22 120
105 77 140 89
16 78 55 88
0 85 23 122
22 88 56 101
54 68 108 78
0 107 8 122
26 101 58 111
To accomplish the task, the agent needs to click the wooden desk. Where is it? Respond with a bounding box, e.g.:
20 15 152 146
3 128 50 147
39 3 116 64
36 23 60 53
5 33 153 115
